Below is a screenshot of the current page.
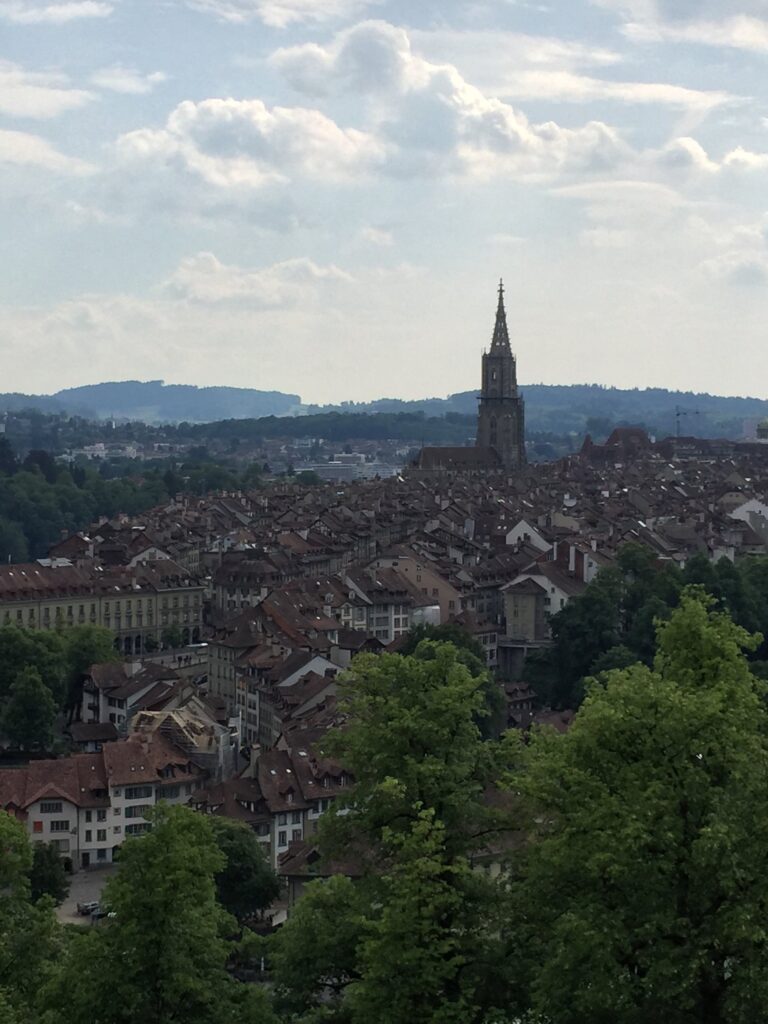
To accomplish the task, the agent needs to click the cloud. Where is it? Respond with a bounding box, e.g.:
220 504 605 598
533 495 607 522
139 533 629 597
0 0 112 22
702 251 768 287
498 69 732 112
625 15 768 54
91 65 167 95
116 97 385 188
162 252 353 305
359 225 393 246
593 2 768 54
723 147 768 171
0 61 93 118
0 254 401 401
272 21 629 180
183 0 379 27
0 128 94 173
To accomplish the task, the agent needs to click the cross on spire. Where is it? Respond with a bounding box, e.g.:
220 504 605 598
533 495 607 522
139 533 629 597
491 277 511 352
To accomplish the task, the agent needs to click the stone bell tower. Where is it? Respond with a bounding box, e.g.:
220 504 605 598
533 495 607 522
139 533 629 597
475 280 526 469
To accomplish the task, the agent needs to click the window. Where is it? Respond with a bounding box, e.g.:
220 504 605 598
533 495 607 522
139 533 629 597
97 829 107 842
85 830 92 843
114 806 121 815
50 820 70 832
97 848 107 861
126 823 151 836
125 805 151 819
125 786 153 800
277 813 287 826
85 810 92 823
291 828 302 842
291 811 301 825
163 785 180 799
40 801 62 814
278 830 287 847
97 809 107 822
114 826 122 835
33 820 43 834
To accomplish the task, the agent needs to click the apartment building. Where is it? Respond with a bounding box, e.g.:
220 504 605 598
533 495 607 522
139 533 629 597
0 732 205 867
0 560 205 655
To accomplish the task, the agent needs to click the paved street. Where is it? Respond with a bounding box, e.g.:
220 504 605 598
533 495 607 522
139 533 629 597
57 865 118 925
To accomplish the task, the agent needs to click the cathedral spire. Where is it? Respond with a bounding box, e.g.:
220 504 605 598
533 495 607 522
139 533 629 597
491 277 511 353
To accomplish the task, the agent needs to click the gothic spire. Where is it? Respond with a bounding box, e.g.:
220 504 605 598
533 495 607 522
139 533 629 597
491 278 511 353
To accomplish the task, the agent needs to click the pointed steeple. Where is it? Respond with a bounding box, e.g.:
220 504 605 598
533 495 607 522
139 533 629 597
490 278 511 353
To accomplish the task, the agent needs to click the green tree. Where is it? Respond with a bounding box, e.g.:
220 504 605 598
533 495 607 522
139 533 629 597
289 645 515 1023
0 812 61 1024
271 875 364 1021
28 842 70 905
526 568 623 708
0 516 28 563
400 625 506 736
62 625 120 710
161 625 184 649
347 806 482 1024
513 591 768 1024
2 667 56 750
296 470 321 485
41 805 273 1024
209 817 280 922
0 626 65 705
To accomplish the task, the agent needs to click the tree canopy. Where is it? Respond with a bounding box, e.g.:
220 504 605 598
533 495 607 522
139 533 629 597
512 591 768 1023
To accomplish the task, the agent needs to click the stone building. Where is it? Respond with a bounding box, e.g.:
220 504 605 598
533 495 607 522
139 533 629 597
413 279 526 474
475 280 526 470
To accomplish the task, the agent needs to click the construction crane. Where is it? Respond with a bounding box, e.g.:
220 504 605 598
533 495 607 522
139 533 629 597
675 406 700 438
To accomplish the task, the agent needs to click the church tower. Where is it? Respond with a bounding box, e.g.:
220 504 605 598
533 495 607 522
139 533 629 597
476 280 526 469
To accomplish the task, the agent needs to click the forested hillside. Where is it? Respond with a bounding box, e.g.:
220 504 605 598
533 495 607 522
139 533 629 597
1 379 766 438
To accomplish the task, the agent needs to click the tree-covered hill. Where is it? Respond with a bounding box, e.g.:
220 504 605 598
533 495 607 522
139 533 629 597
2 380 766 438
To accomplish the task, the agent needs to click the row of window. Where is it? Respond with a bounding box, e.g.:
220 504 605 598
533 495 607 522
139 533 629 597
277 827 303 848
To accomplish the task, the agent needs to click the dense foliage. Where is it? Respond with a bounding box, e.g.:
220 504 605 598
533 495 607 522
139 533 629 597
511 592 768 1023
0 438 268 560
526 544 768 708
3 598 768 1021
0 624 118 750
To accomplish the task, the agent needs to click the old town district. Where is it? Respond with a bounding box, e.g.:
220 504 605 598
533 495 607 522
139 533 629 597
1 422 768 909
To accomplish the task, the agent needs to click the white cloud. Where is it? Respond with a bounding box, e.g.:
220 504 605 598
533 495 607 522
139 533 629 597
91 66 167 95
0 256 418 402
272 21 630 181
0 61 93 118
162 252 353 304
723 146 768 171
0 128 94 173
116 97 385 188
359 225 393 246
499 69 732 112
593 2 768 54
0 0 112 22
183 0 379 27
625 15 768 53
701 251 768 287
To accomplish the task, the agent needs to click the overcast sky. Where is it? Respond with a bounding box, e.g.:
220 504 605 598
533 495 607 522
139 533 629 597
2 0 768 403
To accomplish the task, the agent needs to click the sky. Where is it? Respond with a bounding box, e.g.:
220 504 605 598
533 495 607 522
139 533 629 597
2 0 768 404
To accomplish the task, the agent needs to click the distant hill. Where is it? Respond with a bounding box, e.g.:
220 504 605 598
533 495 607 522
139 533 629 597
311 385 768 440
0 380 301 423
1 380 767 439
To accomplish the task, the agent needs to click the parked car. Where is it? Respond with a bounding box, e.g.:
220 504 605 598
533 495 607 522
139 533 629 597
76 900 100 916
